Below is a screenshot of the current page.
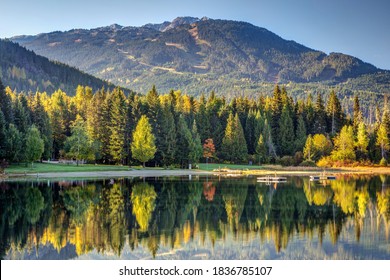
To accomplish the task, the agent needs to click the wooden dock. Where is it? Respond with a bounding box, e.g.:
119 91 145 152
257 176 287 183
309 175 336 181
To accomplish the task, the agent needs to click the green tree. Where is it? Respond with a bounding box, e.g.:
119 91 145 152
313 93 327 134
0 110 7 159
221 113 248 163
25 125 44 167
5 124 23 163
109 88 127 164
279 105 294 155
64 115 95 165
255 134 267 164
376 123 389 160
159 102 177 166
331 125 356 161
326 90 344 134
294 115 307 152
355 121 369 158
188 121 203 165
131 115 157 167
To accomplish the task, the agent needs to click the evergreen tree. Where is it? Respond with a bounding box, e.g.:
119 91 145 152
313 93 327 134
25 125 44 167
188 121 203 165
158 102 177 166
0 79 13 124
175 114 192 167
131 115 156 167
0 110 7 159
221 113 248 163
245 109 257 154
353 95 361 129
263 118 276 158
279 105 294 155
294 115 307 153
196 93 210 142
5 124 23 163
255 134 267 164
326 90 344 135
109 88 127 164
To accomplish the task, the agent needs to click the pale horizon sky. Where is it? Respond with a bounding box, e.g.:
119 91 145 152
1 0 390 69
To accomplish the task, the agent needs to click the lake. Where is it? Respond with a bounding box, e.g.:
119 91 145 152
1 175 389 260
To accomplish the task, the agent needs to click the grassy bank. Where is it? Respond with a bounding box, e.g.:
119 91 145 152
5 162 132 174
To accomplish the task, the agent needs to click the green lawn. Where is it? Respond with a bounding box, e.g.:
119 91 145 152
197 163 264 171
5 162 132 174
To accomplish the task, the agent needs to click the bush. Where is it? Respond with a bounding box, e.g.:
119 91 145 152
294 151 304 166
299 160 317 167
279 156 294 166
379 157 388 167
317 156 333 168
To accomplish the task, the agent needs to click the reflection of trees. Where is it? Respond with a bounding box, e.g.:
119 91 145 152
221 182 248 231
108 183 125 255
131 183 156 232
303 179 333 206
25 187 44 224
330 178 356 214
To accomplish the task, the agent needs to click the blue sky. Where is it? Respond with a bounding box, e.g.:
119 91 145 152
1 0 390 69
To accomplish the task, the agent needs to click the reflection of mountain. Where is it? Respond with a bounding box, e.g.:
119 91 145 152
0 176 389 260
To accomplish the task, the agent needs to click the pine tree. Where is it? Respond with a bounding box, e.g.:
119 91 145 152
326 90 344 135
353 95 361 129
0 110 7 159
188 121 203 165
255 134 267 164
245 109 257 154
109 88 127 164
5 124 23 163
196 93 210 142
221 113 248 163
279 105 294 155
313 93 327 134
294 115 307 153
175 114 192 167
0 79 14 124
159 102 177 166
131 115 157 167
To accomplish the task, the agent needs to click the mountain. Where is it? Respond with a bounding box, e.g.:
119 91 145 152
11 17 390 96
0 39 124 95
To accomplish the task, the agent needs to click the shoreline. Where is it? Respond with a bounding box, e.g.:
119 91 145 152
3 166 390 181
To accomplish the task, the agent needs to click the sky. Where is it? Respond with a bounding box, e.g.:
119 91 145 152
1 0 390 69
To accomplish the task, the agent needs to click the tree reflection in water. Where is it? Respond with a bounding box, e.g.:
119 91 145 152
1 175 389 260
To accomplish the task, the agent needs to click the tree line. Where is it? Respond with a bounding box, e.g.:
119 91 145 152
1 78 390 168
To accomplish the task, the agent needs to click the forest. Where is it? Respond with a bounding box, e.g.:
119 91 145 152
1 77 390 169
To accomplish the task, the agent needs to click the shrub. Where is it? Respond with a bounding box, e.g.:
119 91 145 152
279 156 294 166
299 160 317 167
379 157 388 167
317 156 333 168
294 151 304 166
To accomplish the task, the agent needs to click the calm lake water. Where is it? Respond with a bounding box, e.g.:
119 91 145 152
1 175 389 260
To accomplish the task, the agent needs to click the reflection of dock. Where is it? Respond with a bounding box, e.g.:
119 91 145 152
257 176 287 183
309 175 336 181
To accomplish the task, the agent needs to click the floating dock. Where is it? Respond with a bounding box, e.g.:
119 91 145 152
309 175 336 181
257 176 287 183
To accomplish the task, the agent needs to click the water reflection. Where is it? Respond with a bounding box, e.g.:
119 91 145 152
1 175 389 260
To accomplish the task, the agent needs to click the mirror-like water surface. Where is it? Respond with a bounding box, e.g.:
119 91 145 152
1 175 389 259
